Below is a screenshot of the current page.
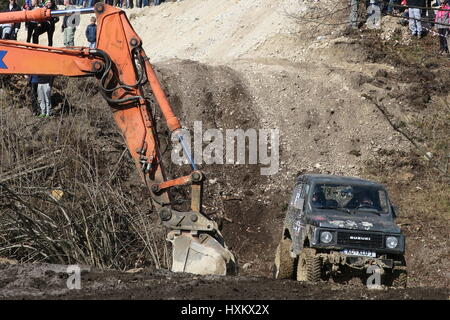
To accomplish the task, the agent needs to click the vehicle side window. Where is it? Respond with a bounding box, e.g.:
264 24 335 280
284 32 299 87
379 190 389 213
304 184 310 198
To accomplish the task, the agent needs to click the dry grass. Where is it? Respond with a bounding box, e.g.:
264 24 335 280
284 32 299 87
0 76 170 271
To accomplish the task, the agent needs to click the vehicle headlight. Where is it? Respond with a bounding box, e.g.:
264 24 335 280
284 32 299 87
320 231 333 244
386 236 398 249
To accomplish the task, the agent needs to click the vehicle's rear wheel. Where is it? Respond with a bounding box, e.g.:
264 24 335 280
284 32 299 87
296 248 321 282
274 238 295 279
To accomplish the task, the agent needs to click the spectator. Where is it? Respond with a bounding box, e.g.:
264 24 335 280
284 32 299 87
435 0 450 54
407 0 425 37
137 0 149 7
398 0 410 26
62 0 76 47
427 0 436 27
26 75 39 115
1 0 21 40
387 0 401 14
85 16 97 48
36 75 54 117
24 0 41 43
32 0 59 45
154 0 161 5
46 0 59 46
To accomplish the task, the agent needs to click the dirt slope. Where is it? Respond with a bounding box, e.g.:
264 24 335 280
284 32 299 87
5 0 450 298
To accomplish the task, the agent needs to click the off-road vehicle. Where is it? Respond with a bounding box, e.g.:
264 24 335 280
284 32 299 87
274 174 407 287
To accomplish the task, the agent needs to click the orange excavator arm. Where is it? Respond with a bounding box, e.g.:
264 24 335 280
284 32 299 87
0 4 235 275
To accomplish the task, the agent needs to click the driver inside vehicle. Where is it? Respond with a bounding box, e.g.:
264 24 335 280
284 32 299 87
311 190 326 207
357 193 375 208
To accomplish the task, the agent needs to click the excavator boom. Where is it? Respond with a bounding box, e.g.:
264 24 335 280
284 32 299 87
0 4 236 276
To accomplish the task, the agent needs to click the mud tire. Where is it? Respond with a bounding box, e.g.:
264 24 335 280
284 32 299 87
296 248 321 282
388 257 407 288
391 270 408 288
274 238 294 279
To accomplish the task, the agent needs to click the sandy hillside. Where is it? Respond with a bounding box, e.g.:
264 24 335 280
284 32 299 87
16 0 411 181
17 0 303 63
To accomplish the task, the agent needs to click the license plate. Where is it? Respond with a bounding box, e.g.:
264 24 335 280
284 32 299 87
342 249 376 258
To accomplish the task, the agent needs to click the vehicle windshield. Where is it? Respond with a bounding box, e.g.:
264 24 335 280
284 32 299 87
309 183 389 214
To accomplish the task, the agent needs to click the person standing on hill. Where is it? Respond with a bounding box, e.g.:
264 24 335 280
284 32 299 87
36 75 54 118
137 0 148 7
1 0 21 40
24 0 41 43
435 0 450 54
407 0 426 37
85 16 97 48
46 0 59 46
32 0 59 45
28 75 40 115
62 0 76 47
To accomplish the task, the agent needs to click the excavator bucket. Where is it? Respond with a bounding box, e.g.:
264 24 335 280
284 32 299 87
168 231 237 275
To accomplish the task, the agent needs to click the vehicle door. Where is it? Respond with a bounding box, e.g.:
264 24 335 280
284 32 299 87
287 182 309 253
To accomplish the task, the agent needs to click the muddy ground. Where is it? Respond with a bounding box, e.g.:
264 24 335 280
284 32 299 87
0 0 449 299
0 262 447 299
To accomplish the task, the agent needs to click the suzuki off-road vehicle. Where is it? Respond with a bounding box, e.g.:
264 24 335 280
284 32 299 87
274 174 407 287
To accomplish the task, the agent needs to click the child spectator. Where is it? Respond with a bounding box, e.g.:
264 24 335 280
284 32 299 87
435 0 450 54
398 0 409 26
85 16 97 48
36 75 53 117
28 75 40 115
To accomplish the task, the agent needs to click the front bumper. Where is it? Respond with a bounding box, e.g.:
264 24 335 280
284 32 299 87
310 228 406 255
318 251 394 269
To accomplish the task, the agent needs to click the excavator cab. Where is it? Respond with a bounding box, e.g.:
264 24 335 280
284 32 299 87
0 3 236 276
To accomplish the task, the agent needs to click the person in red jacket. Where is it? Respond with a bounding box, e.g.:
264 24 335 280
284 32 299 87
435 0 450 54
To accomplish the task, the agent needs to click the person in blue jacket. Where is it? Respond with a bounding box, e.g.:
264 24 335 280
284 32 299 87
85 16 97 49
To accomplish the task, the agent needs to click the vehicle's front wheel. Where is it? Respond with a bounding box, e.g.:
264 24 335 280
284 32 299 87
274 238 295 279
391 270 408 288
389 257 407 288
296 248 321 282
